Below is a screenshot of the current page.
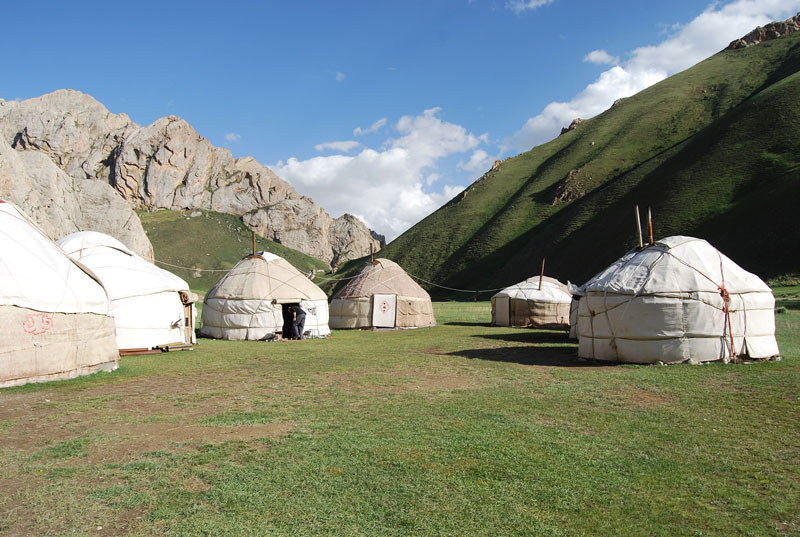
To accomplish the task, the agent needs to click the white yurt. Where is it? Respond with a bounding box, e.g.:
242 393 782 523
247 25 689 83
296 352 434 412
57 231 197 352
491 276 572 328
200 252 330 340
0 201 118 388
329 258 435 329
575 236 780 364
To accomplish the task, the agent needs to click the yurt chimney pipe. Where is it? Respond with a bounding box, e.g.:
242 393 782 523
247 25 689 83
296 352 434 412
635 205 643 248
252 230 256 257
539 257 545 291
648 207 654 245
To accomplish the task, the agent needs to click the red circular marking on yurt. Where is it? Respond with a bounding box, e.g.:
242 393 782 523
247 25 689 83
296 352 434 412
23 313 54 335
380 300 390 313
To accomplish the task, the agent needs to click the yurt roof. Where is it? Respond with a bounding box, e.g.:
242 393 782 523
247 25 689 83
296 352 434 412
57 231 190 300
0 201 110 315
333 258 430 300
493 276 572 302
583 236 770 295
206 252 326 302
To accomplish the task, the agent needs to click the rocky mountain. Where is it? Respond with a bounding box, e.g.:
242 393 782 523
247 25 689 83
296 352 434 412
0 134 153 260
0 90 382 265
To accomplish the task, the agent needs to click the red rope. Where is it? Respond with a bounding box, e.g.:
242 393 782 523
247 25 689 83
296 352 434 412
719 285 737 360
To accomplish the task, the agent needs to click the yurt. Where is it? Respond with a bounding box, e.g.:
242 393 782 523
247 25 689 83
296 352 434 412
200 252 330 340
575 236 780 364
57 231 198 352
329 258 435 329
491 276 572 328
0 201 118 388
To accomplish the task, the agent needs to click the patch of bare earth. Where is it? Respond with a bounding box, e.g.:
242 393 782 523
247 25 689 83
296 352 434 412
612 388 673 409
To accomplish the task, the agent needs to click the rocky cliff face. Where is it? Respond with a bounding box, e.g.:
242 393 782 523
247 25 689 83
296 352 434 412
0 136 154 260
0 90 381 265
727 13 800 49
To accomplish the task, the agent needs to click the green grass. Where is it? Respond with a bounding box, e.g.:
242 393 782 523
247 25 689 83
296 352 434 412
0 303 797 536
139 209 329 295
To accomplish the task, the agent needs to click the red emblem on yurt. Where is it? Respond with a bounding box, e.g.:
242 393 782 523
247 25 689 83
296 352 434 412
23 313 54 335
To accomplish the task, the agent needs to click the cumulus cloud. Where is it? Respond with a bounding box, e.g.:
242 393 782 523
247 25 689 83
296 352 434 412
272 108 486 241
224 132 241 142
458 149 494 172
508 0 800 151
353 117 388 136
584 49 619 65
335 71 346 82
506 0 555 14
314 140 361 153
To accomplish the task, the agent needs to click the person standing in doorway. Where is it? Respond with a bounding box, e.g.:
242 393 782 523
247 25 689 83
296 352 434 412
290 303 306 340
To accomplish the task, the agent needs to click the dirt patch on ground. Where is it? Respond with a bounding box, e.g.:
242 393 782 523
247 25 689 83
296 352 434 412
611 388 673 409
316 368 479 396
88 422 294 464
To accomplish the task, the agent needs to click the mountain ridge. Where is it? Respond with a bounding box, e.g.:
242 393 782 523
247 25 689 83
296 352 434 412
360 20 800 298
0 90 383 266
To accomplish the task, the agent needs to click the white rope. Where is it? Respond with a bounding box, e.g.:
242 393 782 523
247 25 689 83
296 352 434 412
153 259 230 272
154 258 512 293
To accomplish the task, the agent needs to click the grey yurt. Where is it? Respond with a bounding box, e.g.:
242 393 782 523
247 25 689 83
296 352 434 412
329 258 435 329
491 276 572 328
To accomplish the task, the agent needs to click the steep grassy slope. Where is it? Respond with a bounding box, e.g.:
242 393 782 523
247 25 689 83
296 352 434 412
139 210 328 294
378 33 800 298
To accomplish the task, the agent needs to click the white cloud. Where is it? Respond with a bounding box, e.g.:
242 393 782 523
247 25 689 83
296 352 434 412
353 117 387 136
314 140 361 153
335 71 346 82
225 132 241 142
272 108 486 241
583 49 619 65
506 0 555 14
458 149 493 172
508 0 800 151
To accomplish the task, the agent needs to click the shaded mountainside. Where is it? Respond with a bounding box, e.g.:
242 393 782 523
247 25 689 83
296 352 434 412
369 28 800 299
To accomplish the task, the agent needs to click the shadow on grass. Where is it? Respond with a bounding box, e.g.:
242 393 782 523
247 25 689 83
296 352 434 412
448 345 606 368
443 321 493 327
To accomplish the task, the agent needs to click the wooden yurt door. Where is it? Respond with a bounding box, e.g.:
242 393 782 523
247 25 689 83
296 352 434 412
372 294 397 328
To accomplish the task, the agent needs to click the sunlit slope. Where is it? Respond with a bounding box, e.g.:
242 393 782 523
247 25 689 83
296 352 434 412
139 210 328 295
381 33 800 297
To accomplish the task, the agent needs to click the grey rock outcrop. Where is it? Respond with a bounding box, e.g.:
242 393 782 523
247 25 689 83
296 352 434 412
727 12 800 49
0 90 381 266
0 139 153 260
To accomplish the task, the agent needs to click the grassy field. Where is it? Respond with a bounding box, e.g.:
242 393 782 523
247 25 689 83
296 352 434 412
138 210 329 294
0 302 798 536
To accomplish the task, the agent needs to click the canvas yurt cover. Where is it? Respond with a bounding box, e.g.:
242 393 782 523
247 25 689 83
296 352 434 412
200 252 330 340
329 258 435 329
0 201 118 387
491 276 572 328
575 236 779 364
57 231 198 351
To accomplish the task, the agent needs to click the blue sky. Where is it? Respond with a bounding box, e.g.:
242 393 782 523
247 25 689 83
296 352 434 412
3 0 799 240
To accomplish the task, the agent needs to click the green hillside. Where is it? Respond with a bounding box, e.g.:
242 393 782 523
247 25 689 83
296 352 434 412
139 210 329 295
378 33 800 299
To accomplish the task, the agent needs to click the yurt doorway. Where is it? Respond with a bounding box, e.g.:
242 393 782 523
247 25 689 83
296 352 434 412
494 296 511 326
372 294 397 328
